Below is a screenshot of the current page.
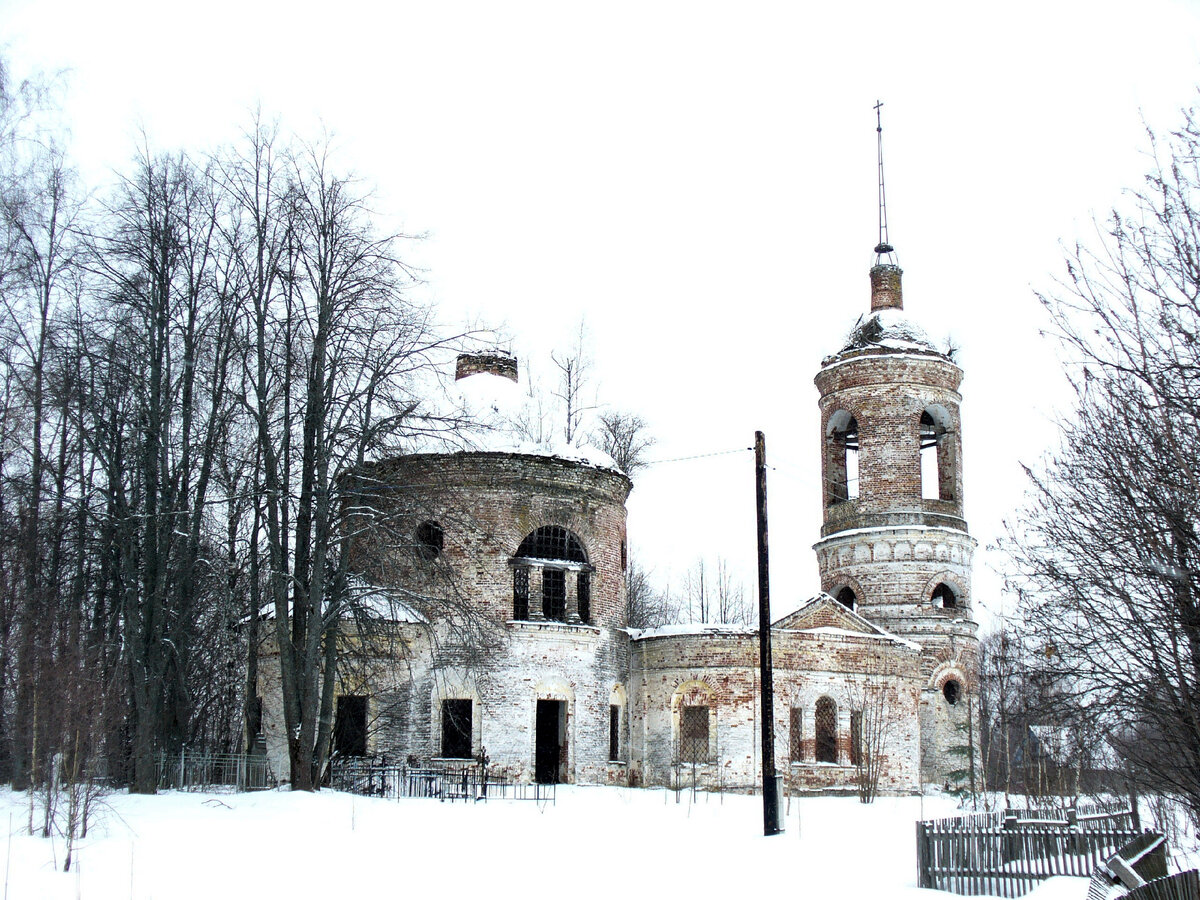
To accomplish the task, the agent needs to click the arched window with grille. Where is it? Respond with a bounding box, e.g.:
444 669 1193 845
815 696 838 764
511 526 593 623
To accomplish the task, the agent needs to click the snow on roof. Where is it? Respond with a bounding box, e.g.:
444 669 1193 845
413 360 622 473
627 622 757 640
250 577 428 626
459 436 619 470
811 524 976 545
773 592 924 650
823 308 953 363
343 576 428 624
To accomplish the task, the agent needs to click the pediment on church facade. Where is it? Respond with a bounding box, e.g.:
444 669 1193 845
772 592 885 636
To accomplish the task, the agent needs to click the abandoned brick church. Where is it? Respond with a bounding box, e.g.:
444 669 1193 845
260 257 979 794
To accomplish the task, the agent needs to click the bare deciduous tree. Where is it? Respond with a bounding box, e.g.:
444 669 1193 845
593 410 654 477
550 319 595 446
625 554 678 629
1003 105 1200 823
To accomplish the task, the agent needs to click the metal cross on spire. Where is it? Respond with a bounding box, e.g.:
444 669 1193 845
874 100 897 263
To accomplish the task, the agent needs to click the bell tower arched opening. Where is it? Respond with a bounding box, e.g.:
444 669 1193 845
826 411 860 505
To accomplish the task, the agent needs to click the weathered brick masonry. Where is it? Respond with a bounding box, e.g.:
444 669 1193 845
260 255 980 796
814 264 980 786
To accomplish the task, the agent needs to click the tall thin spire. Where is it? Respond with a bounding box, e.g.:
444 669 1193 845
874 100 896 263
870 100 903 311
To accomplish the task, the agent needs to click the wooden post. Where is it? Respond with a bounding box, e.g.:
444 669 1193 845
755 431 780 837
916 821 931 889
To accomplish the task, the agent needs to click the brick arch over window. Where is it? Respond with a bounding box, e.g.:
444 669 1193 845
825 575 866 611
928 662 970 698
921 572 969 612
515 526 588 564
825 409 861 505
511 526 593 623
815 696 838 764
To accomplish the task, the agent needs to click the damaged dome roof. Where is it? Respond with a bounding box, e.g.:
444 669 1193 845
833 308 944 357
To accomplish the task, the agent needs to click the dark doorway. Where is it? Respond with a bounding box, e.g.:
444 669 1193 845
441 699 473 759
535 699 566 784
334 695 368 757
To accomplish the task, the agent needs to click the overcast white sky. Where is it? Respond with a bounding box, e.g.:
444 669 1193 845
4 0 1199 626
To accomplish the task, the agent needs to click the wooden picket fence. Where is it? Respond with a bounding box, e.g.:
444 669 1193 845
916 805 1143 897
1122 870 1200 900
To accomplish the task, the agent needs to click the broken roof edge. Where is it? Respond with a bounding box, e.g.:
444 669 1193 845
357 445 630 485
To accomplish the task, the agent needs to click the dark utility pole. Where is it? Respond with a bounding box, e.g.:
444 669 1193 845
756 431 780 836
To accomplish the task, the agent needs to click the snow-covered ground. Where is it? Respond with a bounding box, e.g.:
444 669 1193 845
0 786 1091 900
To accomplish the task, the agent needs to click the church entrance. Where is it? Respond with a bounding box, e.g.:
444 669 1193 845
535 699 566 784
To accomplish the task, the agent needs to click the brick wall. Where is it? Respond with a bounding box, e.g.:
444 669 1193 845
257 450 634 785
630 628 923 793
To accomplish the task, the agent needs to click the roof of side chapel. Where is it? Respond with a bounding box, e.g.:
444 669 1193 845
773 592 921 650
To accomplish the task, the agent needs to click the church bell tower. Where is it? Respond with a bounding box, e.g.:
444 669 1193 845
812 106 979 786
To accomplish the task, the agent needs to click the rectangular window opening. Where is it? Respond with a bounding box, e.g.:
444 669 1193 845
578 571 591 624
850 711 863 767
846 447 860 500
789 707 803 763
680 705 710 764
513 567 530 619
921 444 940 500
543 568 566 621
609 705 620 762
441 699 473 759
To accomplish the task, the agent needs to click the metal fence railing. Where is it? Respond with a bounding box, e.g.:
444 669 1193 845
916 805 1144 898
328 759 555 804
156 752 276 792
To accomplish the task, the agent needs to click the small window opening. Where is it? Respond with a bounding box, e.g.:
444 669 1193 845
836 586 856 610
415 520 444 561
441 699 473 758
542 568 566 621
609 705 620 761
932 583 958 610
943 680 961 705
578 571 591 624
828 413 860 505
789 707 804 762
513 567 530 619
621 540 627 571
815 696 838 764
680 705 710 764
334 695 368 757
850 711 863 767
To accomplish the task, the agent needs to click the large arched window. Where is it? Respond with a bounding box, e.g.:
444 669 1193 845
511 526 593 624
815 696 838 764
919 406 955 501
827 411 860 505
516 526 587 563
835 586 856 610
